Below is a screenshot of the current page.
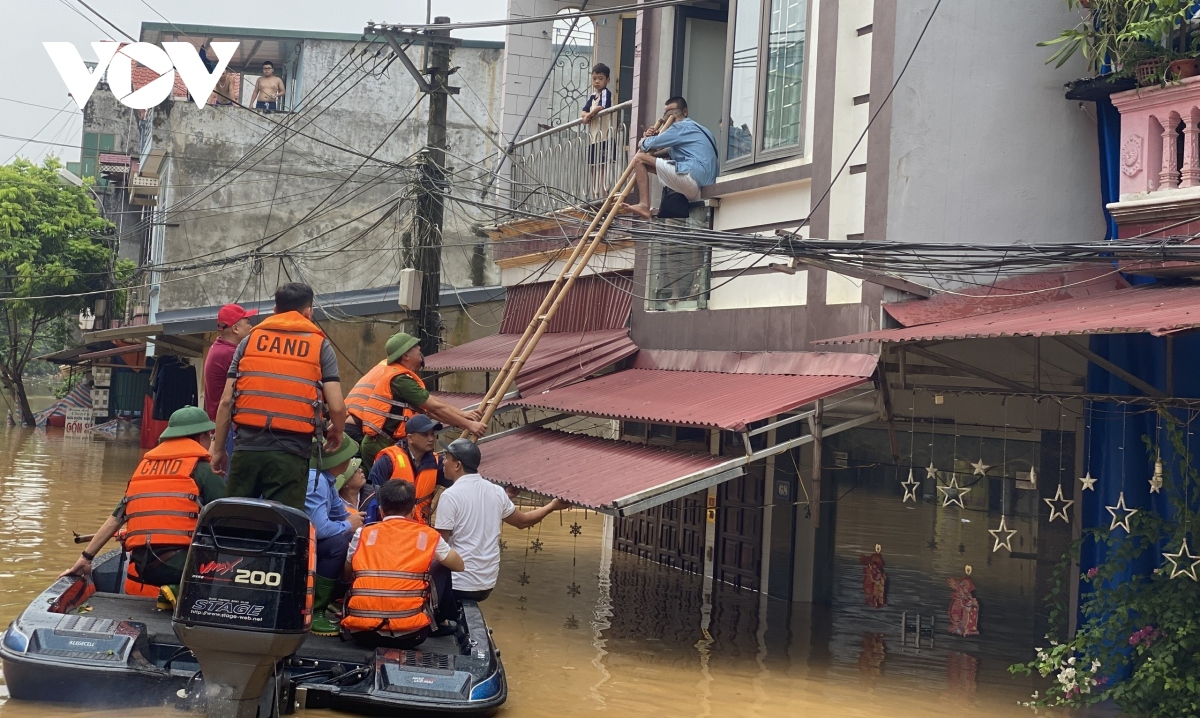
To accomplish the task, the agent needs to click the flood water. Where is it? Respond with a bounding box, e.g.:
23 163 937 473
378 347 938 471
0 426 1052 717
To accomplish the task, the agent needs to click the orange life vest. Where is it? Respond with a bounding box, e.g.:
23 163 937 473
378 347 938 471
232 312 326 435
377 445 440 525
122 437 209 595
346 361 425 440
342 518 439 635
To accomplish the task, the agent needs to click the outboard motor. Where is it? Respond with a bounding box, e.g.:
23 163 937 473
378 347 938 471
173 498 314 718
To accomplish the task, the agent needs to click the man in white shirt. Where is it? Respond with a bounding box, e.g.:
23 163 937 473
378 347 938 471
434 439 567 601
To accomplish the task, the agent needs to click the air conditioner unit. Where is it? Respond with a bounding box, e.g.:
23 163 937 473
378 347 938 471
398 268 422 312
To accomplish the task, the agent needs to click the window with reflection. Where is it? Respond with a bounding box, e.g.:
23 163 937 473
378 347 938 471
722 0 806 168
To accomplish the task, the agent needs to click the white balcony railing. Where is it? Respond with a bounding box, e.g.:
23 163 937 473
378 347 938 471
509 100 631 215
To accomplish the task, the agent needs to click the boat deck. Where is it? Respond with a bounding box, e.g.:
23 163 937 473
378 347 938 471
85 592 462 665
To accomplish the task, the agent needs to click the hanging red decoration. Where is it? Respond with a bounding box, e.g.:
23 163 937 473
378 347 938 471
946 566 980 636
858 544 888 608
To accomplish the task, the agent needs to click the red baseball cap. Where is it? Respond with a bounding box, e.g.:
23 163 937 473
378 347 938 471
216 303 258 329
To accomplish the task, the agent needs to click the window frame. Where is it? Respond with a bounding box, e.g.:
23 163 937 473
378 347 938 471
719 0 809 171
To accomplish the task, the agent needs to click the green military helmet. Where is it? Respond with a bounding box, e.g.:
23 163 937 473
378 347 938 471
335 458 362 491
312 436 360 470
386 331 420 364
160 406 217 439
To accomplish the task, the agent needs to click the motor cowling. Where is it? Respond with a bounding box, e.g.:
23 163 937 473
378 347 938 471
173 498 314 718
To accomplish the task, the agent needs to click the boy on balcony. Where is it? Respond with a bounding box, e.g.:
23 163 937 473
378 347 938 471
583 63 615 194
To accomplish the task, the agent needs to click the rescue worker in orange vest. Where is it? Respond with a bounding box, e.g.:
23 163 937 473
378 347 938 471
364 414 448 525
59 406 225 610
344 332 487 472
211 282 347 510
341 479 464 647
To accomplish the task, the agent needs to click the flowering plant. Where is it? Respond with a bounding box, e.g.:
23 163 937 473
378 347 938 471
1011 411 1200 716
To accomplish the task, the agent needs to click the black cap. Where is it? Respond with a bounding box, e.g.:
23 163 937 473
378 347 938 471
444 438 481 472
406 414 444 435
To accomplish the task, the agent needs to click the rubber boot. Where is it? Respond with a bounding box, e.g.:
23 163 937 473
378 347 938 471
310 575 340 636
156 584 178 611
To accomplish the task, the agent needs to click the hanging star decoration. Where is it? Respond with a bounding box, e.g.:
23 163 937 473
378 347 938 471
1106 492 1140 533
498 538 508 551
564 615 580 630
570 522 582 537
1162 539 1200 581
901 469 920 503
1028 465 1038 485
1150 457 1164 494
1043 485 1075 524
567 582 581 597
1079 471 1097 492
988 515 1017 552
937 477 971 508
926 461 939 480
971 458 990 476
517 571 531 586
530 538 544 553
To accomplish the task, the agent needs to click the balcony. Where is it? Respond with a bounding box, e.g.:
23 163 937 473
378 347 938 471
509 100 632 217
1110 77 1200 231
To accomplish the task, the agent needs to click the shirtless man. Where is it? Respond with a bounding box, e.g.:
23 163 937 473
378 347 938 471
248 61 285 112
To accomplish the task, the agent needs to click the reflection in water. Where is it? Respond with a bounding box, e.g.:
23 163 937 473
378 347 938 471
0 429 1043 717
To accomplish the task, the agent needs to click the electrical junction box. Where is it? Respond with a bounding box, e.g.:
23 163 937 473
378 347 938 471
92 367 111 387
398 268 423 312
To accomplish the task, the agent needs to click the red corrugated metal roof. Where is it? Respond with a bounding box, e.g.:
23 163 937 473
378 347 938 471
423 329 638 395
511 368 871 430
819 284 1200 345
630 349 878 376
498 273 632 334
480 428 738 511
883 266 1129 327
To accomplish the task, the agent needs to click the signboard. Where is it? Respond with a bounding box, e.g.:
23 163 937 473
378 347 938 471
64 408 94 438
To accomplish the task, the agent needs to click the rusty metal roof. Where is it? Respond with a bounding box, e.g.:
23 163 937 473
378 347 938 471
883 266 1129 327
630 349 878 376
511 368 871 430
819 283 1200 345
479 428 742 514
422 329 637 395
498 273 632 334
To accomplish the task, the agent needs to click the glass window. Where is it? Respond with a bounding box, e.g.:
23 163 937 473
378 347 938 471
646 241 711 311
763 0 805 151
722 0 807 167
726 0 761 163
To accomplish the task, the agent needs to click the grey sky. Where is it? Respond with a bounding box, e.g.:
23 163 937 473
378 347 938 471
0 0 506 165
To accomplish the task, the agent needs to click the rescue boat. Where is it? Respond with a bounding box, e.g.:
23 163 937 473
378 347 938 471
1 498 506 717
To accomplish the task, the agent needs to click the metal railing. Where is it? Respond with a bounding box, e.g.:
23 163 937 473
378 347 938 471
509 100 632 215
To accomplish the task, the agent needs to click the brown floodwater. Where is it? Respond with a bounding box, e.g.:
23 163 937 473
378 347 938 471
0 425 1052 717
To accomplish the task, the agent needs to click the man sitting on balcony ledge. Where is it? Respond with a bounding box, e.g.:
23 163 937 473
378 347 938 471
623 96 718 220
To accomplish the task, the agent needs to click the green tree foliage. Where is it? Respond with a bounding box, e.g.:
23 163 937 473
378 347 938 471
0 158 115 424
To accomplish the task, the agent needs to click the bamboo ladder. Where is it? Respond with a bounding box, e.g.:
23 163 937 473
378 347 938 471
463 112 677 439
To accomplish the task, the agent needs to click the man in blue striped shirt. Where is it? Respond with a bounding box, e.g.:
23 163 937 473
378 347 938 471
624 96 719 219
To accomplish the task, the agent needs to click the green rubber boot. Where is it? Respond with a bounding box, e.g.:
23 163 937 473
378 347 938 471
310 575 340 636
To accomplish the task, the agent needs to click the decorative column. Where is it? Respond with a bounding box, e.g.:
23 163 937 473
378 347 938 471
1182 118 1200 188
1161 120 1181 190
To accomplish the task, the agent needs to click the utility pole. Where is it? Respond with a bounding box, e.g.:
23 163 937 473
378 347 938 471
414 17 453 364
366 18 460 366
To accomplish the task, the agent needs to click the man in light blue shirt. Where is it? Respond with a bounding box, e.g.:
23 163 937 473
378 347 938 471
624 96 719 219
305 437 364 635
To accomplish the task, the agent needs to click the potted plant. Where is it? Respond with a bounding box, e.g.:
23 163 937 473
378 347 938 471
1041 0 1198 85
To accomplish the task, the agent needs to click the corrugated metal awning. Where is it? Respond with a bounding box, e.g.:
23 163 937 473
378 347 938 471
819 284 1200 344
422 329 638 395
510 367 873 431
479 428 744 515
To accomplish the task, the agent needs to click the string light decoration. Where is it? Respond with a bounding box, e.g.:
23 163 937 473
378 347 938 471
1079 402 1097 491
901 388 919 503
